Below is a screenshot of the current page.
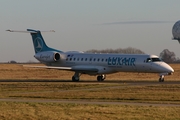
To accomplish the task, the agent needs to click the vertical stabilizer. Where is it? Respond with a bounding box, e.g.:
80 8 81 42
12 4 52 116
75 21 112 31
27 29 62 53
27 29 51 53
7 29 62 53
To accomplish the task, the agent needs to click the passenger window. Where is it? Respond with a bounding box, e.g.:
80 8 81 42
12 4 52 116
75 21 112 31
81 58 83 61
102 59 104 62
77 58 79 61
94 58 96 61
105 59 108 62
85 58 87 61
73 58 76 61
97 59 100 61
70 58 72 61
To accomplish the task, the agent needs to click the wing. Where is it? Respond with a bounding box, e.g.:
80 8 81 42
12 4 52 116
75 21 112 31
23 65 72 70
23 65 98 73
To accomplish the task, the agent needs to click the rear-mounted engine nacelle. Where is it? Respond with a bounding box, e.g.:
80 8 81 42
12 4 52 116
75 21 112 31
34 51 60 62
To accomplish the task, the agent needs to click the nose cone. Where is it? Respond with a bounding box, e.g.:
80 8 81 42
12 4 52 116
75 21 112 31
160 62 174 74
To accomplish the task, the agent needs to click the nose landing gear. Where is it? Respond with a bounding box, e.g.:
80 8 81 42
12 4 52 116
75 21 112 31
159 75 164 82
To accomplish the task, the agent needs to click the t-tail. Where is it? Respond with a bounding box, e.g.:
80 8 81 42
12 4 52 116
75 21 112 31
7 29 63 62
27 29 61 53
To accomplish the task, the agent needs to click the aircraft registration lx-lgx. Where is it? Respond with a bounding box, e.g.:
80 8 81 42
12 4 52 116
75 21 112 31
7 29 174 82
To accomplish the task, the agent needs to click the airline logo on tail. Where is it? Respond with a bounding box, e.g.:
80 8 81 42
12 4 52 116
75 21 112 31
34 37 43 52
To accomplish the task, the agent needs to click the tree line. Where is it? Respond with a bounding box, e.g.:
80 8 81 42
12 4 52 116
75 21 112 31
86 47 145 54
8 47 179 63
86 47 179 63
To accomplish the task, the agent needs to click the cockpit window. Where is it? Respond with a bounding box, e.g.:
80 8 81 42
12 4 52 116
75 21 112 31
146 58 151 62
151 58 161 62
146 57 161 63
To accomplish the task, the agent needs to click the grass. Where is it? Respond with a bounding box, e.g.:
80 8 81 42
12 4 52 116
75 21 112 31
0 63 179 81
0 63 180 119
1 83 180 104
0 82 180 119
0 102 180 120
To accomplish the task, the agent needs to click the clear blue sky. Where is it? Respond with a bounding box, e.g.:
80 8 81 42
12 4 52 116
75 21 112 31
0 0 180 62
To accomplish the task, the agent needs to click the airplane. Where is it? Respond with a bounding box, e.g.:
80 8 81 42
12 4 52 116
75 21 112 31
7 29 174 82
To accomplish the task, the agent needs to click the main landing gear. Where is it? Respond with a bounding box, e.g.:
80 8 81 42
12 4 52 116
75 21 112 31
72 72 81 82
72 72 106 82
97 75 106 82
159 75 164 82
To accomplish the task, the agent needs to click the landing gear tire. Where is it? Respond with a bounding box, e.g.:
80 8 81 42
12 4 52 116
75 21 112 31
97 75 106 82
159 75 164 82
97 76 102 81
72 72 80 82
72 76 79 82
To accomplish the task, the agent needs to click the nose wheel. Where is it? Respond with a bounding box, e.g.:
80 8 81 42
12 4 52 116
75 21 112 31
159 75 164 82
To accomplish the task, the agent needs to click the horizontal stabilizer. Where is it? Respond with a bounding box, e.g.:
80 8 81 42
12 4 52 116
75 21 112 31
6 29 55 33
6 29 37 33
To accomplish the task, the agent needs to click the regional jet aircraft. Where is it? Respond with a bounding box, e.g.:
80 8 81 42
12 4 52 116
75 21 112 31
7 29 174 82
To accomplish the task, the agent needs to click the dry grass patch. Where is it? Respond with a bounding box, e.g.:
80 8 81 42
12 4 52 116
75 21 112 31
0 63 179 81
0 78 180 119
0 102 180 120
1 82 180 104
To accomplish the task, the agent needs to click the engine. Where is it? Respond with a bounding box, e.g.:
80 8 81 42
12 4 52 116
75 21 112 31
34 51 60 62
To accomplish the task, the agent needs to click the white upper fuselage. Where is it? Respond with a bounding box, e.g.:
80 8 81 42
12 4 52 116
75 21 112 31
35 51 174 75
